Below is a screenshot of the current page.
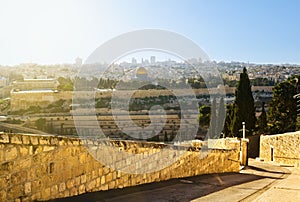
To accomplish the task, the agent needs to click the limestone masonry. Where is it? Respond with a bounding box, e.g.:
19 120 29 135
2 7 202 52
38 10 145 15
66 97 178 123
260 131 300 167
0 133 240 201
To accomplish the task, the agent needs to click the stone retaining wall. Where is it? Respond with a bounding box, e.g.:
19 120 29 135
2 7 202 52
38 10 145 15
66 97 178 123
0 133 240 201
260 131 300 167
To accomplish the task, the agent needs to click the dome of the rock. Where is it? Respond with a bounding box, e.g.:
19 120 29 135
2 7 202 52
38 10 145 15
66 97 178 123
136 67 148 76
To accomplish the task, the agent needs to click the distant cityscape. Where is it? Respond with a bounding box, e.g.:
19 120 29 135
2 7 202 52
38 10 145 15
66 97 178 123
1 56 299 85
0 57 298 140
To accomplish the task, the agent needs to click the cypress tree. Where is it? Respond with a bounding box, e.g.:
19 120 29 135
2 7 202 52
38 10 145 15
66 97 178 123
198 105 211 127
164 131 169 142
231 67 256 137
209 97 217 138
257 102 267 134
216 97 226 138
223 104 234 137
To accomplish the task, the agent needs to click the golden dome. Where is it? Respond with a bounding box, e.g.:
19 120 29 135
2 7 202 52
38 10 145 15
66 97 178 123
136 67 148 75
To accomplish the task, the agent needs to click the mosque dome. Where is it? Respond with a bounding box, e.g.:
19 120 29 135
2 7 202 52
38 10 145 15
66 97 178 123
136 67 148 76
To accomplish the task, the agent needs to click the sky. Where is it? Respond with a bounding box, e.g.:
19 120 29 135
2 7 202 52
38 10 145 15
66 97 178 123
0 0 300 65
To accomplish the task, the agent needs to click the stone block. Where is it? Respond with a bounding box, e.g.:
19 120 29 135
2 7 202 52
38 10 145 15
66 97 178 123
117 182 124 189
117 171 122 178
131 177 137 185
86 179 96 191
50 184 58 196
71 166 81 177
30 136 39 145
28 146 33 155
75 176 81 186
28 168 37 180
92 170 98 179
31 180 42 192
0 133 9 143
73 140 80 146
30 192 41 201
5 146 18 161
57 192 65 198
50 137 59 145
0 148 3 162
67 139 74 146
79 153 86 164
105 173 113 183
78 184 85 195
111 171 116 180
101 176 105 185
21 196 30 202
66 179 75 189
24 182 31 194
7 184 24 200
43 146 55 152
98 167 103 176
71 147 80 157
41 187 51 200
11 135 22 144
96 177 101 187
108 181 116 189
58 182 66 192
32 146 43 155
63 190 70 198
39 137 50 145
69 187 78 196
22 136 30 144
101 183 108 191
19 146 29 157
0 175 9 190
86 173 92 182
58 139 67 146
34 164 47 178
80 174 86 184
103 167 110 175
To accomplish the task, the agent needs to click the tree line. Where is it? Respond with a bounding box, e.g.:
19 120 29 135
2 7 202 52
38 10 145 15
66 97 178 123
199 67 300 138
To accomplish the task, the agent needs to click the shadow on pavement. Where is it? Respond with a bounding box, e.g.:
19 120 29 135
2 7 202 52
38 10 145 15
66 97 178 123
46 167 282 202
247 165 289 175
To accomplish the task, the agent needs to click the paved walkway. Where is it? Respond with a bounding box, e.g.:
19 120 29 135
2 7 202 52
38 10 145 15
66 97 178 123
49 159 300 202
251 165 300 202
193 159 299 202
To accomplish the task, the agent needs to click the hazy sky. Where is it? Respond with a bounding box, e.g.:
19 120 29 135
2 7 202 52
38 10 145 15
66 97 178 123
0 0 300 65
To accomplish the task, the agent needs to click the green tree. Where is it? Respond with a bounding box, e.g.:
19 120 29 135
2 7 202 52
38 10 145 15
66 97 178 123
164 131 169 142
257 102 267 134
223 104 234 137
209 98 217 139
198 105 211 126
216 97 226 138
57 77 74 91
268 76 299 134
35 118 47 131
231 67 256 137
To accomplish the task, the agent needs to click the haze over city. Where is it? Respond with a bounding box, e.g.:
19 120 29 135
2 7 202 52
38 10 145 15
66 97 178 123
1 0 300 65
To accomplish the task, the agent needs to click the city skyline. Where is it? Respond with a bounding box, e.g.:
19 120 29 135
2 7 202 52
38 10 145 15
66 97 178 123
0 0 300 65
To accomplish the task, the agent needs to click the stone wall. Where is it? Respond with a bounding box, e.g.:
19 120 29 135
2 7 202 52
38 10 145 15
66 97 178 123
10 91 73 111
260 131 300 167
0 133 241 201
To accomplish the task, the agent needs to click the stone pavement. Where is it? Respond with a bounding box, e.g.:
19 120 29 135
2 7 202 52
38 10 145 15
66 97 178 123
193 159 297 202
252 166 300 202
48 159 300 202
